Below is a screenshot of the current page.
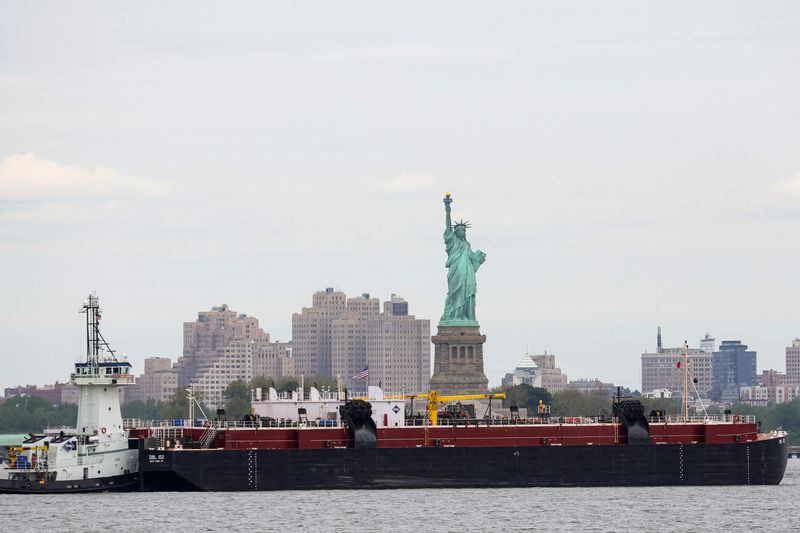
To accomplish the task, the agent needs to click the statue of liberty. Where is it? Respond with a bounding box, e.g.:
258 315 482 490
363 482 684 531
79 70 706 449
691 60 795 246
440 193 486 326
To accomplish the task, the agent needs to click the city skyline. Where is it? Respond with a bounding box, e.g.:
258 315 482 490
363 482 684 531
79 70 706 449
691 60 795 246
1 288 796 395
1 3 799 392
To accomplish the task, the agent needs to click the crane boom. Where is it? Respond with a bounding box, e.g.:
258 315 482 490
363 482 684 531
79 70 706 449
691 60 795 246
410 390 506 426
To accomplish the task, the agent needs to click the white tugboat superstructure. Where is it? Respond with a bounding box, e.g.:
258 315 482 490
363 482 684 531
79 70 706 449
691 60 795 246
0 293 140 493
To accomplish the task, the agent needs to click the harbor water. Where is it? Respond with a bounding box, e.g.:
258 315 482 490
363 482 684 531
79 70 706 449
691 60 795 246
2 459 798 532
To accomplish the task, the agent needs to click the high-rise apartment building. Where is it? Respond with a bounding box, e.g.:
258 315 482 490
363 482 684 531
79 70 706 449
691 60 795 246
330 294 379 386
712 340 757 401
177 305 251 387
252 342 294 379
364 295 430 394
126 357 178 403
641 330 713 397
179 304 282 408
786 339 800 386
292 288 347 377
295 289 431 393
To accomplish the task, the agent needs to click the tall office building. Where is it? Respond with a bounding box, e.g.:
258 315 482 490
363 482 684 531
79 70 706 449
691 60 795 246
786 339 800 386
641 330 713 397
712 340 757 401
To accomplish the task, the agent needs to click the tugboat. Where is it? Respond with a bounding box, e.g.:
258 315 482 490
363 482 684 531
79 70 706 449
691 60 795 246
0 293 139 493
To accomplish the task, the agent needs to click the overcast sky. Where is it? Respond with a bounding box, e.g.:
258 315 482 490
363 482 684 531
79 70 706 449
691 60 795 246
1 1 799 393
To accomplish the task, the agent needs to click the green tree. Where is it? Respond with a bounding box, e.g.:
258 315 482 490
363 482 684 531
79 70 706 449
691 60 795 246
122 399 166 420
223 380 252 420
225 397 251 420
551 390 586 416
250 375 272 390
502 384 553 414
162 387 208 420
0 396 78 433
551 390 613 417
223 380 250 402
275 377 299 392
775 400 800 435
639 397 677 416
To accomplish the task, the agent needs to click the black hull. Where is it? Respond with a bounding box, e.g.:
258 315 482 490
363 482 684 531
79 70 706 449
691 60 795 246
140 436 788 491
0 473 140 494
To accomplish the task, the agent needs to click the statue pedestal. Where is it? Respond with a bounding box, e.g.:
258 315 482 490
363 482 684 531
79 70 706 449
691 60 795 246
428 325 489 395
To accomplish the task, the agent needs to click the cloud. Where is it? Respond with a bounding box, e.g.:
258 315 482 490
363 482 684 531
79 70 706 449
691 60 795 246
375 173 438 195
775 174 800 196
0 153 170 202
760 173 800 215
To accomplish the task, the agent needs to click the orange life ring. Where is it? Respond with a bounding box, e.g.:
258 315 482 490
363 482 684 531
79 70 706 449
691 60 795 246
101 427 107 434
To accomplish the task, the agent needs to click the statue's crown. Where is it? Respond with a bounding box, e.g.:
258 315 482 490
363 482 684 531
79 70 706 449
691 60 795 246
452 219 471 230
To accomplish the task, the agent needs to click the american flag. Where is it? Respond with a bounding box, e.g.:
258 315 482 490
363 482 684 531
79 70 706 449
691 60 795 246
351 366 369 380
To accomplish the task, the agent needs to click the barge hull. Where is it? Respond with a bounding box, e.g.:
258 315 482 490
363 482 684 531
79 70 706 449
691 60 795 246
140 435 787 491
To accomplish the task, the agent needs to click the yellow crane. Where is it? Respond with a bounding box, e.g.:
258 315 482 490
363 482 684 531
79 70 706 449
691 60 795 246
411 390 507 425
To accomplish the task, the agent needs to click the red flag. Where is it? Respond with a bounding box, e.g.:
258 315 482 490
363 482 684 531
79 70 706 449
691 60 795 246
676 361 681 368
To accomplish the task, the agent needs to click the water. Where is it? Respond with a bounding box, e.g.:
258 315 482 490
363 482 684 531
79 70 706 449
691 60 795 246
3 460 798 532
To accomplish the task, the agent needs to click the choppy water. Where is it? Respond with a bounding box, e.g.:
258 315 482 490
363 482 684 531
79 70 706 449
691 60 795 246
2 460 798 532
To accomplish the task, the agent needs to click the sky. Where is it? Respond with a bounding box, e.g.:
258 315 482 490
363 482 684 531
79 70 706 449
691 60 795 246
1 1 799 393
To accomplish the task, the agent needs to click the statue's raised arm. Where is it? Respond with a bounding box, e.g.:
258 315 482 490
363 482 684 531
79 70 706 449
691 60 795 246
444 193 453 235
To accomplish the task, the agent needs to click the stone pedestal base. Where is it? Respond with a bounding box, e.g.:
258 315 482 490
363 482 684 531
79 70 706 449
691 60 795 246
428 325 489 395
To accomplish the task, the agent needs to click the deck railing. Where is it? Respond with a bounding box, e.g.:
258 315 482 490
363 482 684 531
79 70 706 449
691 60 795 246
123 413 758 431
645 414 756 424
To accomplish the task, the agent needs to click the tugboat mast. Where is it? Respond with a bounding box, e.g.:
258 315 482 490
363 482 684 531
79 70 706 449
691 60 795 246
81 292 116 365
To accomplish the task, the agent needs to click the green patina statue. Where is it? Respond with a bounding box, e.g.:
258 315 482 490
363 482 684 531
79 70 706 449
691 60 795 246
440 193 486 326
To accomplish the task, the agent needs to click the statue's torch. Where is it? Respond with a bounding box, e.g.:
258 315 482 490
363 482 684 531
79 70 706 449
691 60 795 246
444 192 453 206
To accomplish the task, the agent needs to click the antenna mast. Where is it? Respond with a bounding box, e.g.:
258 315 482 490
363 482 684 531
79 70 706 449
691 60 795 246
682 340 690 422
